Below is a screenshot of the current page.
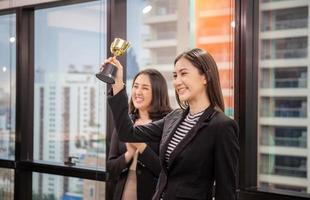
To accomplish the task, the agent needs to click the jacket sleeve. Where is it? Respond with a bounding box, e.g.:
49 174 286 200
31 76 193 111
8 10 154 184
137 144 161 177
108 87 164 143
214 119 239 200
107 130 132 180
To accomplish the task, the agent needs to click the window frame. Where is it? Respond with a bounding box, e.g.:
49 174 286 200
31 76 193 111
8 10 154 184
0 0 126 199
236 0 310 199
2 0 310 199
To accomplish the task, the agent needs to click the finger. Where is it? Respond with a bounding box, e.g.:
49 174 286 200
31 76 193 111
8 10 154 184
111 57 121 66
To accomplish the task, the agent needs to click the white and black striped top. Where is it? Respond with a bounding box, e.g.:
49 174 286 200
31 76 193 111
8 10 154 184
164 111 204 165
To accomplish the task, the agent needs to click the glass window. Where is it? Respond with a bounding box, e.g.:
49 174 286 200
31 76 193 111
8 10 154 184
0 0 61 9
126 0 235 116
0 168 14 200
0 13 16 160
258 0 310 194
32 172 104 200
33 1 107 169
260 67 307 88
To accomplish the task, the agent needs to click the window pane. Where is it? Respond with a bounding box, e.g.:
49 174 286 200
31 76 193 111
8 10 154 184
0 168 14 199
32 172 104 200
126 0 235 116
258 0 309 194
0 0 61 9
0 14 16 160
34 1 107 169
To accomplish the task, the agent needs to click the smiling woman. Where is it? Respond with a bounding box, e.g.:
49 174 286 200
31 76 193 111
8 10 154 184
107 68 172 200
105 48 239 200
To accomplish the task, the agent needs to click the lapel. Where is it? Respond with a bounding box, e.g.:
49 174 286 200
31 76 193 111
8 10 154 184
159 108 188 171
166 106 217 170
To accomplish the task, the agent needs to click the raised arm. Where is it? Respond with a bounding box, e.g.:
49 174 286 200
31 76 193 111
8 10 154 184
108 87 164 143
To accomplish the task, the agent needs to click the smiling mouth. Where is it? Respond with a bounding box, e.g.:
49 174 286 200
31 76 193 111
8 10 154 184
177 88 187 95
134 97 144 103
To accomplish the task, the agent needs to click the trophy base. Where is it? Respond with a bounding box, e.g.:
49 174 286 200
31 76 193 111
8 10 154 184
96 63 117 84
96 73 115 84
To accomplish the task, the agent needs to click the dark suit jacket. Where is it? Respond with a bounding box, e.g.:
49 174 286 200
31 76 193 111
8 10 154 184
107 117 161 200
108 88 239 200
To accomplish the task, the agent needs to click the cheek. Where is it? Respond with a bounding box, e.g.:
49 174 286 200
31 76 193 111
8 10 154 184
146 91 152 102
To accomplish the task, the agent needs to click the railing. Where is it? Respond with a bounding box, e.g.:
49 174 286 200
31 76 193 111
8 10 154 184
262 136 307 148
274 107 307 117
261 48 307 59
157 31 176 40
261 165 307 178
275 78 307 88
262 18 308 31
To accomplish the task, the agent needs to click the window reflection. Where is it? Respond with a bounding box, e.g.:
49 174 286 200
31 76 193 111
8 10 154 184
0 14 16 160
33 1 107 198
32 173 104 200
127 0 235 117
0 168 14 200
258 0 310 194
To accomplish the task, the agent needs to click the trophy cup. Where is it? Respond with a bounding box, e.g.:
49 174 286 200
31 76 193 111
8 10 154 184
96 38 130 84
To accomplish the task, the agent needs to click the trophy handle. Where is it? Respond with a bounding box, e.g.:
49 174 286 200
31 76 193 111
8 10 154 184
95 62 118 84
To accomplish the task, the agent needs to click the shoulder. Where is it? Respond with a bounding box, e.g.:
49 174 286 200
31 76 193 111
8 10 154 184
165 108 184 119
211 112 239 138
212 111 237 126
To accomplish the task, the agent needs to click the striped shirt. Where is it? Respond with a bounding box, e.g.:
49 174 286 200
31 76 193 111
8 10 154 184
164 111 204 165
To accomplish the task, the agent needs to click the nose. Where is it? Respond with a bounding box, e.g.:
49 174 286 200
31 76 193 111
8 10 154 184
135 86 143 95
173 75 182 87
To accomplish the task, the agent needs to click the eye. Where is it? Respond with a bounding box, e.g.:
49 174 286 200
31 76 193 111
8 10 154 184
173 74 177 79
142 87 149 90
133 85 138 89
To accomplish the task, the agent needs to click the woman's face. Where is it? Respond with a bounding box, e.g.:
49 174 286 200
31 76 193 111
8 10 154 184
131 74 153 111
173 57 207 103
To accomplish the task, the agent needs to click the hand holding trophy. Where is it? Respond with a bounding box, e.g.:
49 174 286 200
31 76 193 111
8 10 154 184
96 38 130 84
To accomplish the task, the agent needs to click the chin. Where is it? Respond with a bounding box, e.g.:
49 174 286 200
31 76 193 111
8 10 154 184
178 96 189 102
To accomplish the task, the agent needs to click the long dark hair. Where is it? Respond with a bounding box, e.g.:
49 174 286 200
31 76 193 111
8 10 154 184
129 69 172 120
174 48 225 112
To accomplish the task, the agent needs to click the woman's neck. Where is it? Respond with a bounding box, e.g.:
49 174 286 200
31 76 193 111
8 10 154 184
188 93 211 115
138 109 150 121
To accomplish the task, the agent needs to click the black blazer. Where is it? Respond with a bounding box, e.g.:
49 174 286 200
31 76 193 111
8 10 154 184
107 117 161 200
108 88 239 200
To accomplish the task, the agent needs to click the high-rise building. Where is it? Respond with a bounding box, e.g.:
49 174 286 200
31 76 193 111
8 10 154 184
258 0 310 193
138 0 235 112
195 0 235 116
33 67 106 198
139 0 189 108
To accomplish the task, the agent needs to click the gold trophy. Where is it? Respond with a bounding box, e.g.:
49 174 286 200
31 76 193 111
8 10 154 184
96 38 130 84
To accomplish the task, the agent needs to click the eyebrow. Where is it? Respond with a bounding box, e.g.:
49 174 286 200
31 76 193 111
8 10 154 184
174 67 188 73
133 82 151 87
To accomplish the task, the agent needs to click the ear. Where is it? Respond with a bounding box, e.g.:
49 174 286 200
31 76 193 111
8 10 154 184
203 75 208 85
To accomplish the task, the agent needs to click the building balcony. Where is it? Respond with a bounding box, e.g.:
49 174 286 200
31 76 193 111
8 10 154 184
262 19 308 32
260 0 309 11
260 28 308 39
259 88 307 97
274 107 306 118
260 165 307 178
260 78 307 88
142 39 177 48
259 174 308 187
142 13 177 24
259 58 308 67
259 117 308 126
261 48 307 60
261 136 307 148
259 145 308 156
